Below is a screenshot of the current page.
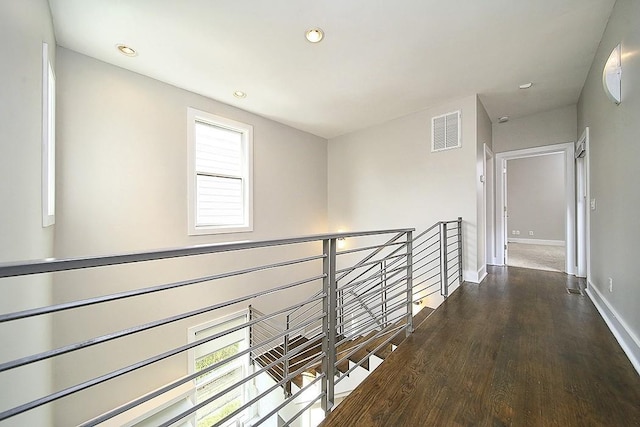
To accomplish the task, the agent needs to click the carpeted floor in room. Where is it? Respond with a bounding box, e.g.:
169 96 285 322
507 242 565 272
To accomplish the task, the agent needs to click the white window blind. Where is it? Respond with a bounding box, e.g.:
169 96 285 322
195 121 244 227
188 108 253 235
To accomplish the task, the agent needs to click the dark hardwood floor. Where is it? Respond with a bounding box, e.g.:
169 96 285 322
321 266 640 426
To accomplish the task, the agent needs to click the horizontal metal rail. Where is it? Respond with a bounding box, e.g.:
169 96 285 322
0 275 326 374
0 229 414 278
0 220 463 426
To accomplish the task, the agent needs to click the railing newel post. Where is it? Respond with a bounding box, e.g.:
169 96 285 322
440 222 449 298
321 237 336 414
381 260 388 328
284 315 291 398
457 217 463 286
248 305 254 366
405 231 414 337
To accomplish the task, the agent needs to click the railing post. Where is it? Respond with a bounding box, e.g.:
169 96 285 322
248 305 254 366
337 289 344 337
457 217 463 286
321 238 336 414
283 315 291 398
440 222 449 298
405 231 414 337
381 261 388 328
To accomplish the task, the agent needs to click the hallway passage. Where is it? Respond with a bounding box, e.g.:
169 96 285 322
322 266 640 426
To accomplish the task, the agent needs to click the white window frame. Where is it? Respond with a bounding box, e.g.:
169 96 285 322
42 42 55 227
187 108 253 235
188 310 252 427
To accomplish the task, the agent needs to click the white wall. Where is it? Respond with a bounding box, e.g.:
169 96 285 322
493 105 577 153
51 48 328 425
577 0 640 370
328 94 480 282
506 154 565 242
55 48 327 255
0 1 56 425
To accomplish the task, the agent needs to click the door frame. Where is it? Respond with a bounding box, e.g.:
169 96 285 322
576 128 590 278
484 144 496 266
495 142 576 275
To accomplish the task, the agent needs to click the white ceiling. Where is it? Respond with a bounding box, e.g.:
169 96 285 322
48 0 615 139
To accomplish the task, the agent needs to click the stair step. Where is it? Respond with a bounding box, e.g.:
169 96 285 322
337 333 375 371
289 336 322 377
254 308 437 394
413 306 435 328
255 348 286 384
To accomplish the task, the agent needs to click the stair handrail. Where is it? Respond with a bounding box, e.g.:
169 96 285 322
0 219 465 426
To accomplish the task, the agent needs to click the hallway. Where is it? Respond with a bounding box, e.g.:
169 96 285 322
322 266 640 426
507 242 565 272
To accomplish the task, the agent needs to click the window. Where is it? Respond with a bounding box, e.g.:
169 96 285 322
189 312 251 427
187 108 253 235
42 42 55 227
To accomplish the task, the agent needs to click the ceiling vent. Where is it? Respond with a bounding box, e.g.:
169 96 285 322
431 110 461 152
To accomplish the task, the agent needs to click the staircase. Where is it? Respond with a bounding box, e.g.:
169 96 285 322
253 306 434 395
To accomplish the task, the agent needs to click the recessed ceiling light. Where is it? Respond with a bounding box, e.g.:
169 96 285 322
519 82 533 89
233 91 247 99
116 44 137 57
498 116 510 123
305 28 324 43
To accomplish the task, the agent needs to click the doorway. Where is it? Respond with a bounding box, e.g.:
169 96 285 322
495 142 576 275
505 154 566 272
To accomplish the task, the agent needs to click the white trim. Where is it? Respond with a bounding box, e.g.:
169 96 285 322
586 283 640 375
42 42 55 227
576 128 590 279
495 142 576 275
96 381 194 427
483 144 495 267
187 107 254 235
477 264 488 283
463 267 486 284
507 238 565 246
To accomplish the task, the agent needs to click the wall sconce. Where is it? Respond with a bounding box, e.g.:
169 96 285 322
337 237 346 249
603 43 622 104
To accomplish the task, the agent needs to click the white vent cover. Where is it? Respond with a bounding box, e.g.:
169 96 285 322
431 110 461 152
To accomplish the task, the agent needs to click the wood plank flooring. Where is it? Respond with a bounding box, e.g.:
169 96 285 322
321 266 640 426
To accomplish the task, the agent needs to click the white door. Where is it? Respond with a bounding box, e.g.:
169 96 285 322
502 160 508 265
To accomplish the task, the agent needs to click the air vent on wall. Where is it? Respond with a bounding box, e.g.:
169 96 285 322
431 110 461 152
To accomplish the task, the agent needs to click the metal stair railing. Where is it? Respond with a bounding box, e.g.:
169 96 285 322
0 219 463 426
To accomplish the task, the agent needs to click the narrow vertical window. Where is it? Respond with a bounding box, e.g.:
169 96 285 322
42 42 55 227
188 312 251 426
187 108 253 235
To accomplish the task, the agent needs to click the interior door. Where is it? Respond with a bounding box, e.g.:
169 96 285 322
503 160 508 265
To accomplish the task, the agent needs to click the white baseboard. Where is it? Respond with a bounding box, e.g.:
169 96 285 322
463 266 487 284
507 238 565 246
586 281 640 376
477 265 487 283
463 270 478 283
